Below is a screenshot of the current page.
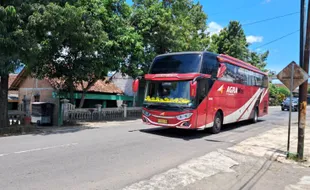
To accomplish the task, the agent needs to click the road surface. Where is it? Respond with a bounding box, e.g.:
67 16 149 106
0 107 303 190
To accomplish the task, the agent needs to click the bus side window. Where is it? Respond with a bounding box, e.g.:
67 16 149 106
219 63 235 83
202 54 218 76
255 73 263 86
262 75 268 87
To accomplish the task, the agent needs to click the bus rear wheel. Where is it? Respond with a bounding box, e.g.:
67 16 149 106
252 107 258 123
211 112 222 134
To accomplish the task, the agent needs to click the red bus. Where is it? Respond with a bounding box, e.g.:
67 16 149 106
132 51 269 133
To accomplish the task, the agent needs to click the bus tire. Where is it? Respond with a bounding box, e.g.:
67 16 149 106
211 111 222 134
252 107 258 123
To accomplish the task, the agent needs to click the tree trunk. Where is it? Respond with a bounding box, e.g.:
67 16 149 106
0 75 9 128
78 80 97 108
78 91 86 108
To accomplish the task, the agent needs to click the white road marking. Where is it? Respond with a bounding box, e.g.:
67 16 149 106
123 150 238 190
14 143 78 154
0 143 78 157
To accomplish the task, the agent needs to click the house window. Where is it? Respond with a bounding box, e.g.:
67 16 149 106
34 94 40 102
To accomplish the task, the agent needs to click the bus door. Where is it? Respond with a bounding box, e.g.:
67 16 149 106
195 78 211 129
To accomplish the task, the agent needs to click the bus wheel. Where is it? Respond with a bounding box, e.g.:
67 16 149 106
252 108 258 123
211 112 222 134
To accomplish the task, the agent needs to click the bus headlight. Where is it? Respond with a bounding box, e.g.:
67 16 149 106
176 113 193 120
142 110 151 117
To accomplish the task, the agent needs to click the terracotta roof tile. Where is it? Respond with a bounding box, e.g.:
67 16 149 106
81 79 123 94
9 68 123 94
48 78 123 94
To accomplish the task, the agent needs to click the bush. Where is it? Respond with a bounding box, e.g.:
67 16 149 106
278 87 290 97
269 84 289 106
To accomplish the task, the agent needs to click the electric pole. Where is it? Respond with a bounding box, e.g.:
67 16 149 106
298 0 309 161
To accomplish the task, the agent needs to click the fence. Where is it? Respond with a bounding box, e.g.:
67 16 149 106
62 102 142 123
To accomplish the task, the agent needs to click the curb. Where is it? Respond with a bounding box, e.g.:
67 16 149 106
269 106 281 108
265 150 310 167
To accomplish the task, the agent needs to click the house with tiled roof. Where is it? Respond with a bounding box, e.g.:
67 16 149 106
9 68 134 125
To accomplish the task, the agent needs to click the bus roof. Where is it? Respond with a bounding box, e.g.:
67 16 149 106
155 51 203 58
155 51 267 76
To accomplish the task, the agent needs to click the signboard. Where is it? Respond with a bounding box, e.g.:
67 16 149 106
277 61 309 91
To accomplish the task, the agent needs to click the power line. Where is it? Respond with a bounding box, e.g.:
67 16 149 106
242 11 300 26
255 30 300 49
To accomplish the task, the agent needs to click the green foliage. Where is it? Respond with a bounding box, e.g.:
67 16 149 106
209 21 269 71
124 0 209 77
269 83 290 106
27 0 143 106
308 87 310 94
247 51 269 72
0 3 33 76
278 87 290 97
0 1 43 128
287 152 298 161
209 21 248 61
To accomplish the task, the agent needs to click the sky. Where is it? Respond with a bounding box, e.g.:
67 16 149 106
203 0 300 74
127 0 302 81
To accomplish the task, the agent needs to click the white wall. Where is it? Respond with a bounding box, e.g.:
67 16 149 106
111 73 134 96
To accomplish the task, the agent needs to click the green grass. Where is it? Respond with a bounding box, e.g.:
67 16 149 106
286 152 298 161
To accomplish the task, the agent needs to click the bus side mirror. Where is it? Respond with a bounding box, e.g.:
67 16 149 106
132 79 139 93
217 63 226 78
190 81 197 98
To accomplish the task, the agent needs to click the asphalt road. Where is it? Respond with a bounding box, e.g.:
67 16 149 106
0 107 303 190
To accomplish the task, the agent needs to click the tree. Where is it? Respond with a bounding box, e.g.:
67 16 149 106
124 0 209 77
269 83 290 106
0 1 38 128
247 51 269 72
209 21 249 61
209 21 269 71
168 0 209 52
278 87 290 97
28 0 142 108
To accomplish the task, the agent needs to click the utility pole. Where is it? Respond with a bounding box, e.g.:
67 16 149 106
298 0 309 161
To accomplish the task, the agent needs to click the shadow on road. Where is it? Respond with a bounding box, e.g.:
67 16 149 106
31 126 98 136
139 120 265 141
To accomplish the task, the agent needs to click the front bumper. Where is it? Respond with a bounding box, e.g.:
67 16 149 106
142 115 193 129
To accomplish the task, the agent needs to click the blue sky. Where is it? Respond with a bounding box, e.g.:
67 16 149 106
203 0 300 74
127 0 301 76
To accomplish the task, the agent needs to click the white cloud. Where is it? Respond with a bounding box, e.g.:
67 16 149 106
246 35 263 43
206 22 223 36
262 0 271 4
255 48 267 53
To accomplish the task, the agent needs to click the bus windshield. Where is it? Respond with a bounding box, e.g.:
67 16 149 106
144 81 191 105
149 53 202 74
